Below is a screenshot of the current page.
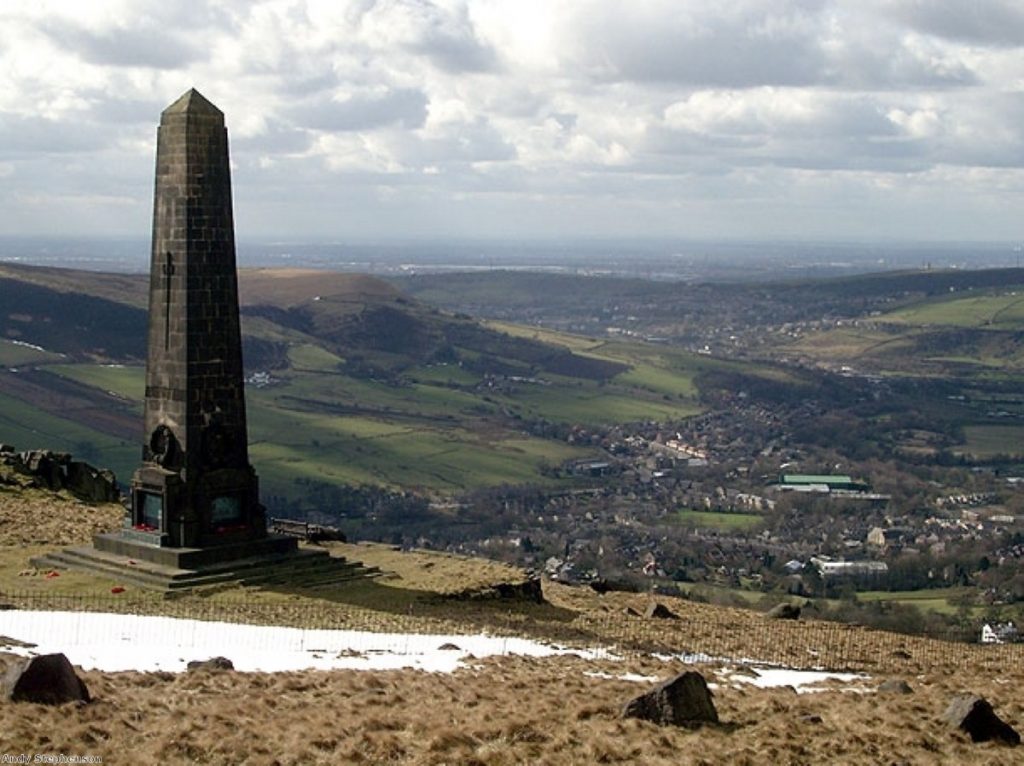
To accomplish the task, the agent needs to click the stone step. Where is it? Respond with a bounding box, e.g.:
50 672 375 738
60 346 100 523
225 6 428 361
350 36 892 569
39 544 323 581
31 544 381 593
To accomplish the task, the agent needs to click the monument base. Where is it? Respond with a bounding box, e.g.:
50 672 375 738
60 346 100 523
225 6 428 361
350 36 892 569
31 534 380 592
92 531 297 569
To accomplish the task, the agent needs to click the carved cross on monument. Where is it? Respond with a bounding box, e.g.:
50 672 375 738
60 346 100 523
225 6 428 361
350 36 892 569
162 252 174 350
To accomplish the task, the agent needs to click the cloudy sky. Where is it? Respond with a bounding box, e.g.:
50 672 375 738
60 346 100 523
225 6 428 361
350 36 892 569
1 0 1023 243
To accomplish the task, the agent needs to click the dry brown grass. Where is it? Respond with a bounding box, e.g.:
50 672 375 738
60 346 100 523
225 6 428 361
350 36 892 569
2 487 1023 763
0 484 121 547
327 541 529 594
1 652 1022 765
237 269 402 309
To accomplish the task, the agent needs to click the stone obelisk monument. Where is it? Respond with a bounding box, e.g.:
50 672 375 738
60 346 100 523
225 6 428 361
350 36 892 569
33 89 381 588
94 88 295 566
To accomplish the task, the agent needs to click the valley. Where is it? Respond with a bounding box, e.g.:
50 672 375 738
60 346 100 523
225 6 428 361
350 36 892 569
2 262 1024 637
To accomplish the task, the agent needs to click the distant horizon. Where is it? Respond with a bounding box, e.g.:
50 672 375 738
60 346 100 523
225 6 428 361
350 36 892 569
2 4 1023 243
1 233 1021 248
2 234 1022 282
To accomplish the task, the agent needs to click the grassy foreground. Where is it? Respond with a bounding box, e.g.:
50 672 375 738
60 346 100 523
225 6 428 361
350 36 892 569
3 486 1024 764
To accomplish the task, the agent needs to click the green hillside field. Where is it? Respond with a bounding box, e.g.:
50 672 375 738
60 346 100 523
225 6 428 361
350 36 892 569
8 323 718 495
785 286 1024 378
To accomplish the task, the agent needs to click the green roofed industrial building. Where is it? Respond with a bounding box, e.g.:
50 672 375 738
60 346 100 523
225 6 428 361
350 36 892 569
777 475 871 492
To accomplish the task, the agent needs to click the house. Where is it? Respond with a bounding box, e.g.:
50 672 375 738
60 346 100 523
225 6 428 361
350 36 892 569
981 622 1019 644
867 527 912 549
566 460 613 477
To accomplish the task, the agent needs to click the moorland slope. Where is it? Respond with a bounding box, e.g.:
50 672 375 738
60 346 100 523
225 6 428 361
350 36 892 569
0 484 1022 765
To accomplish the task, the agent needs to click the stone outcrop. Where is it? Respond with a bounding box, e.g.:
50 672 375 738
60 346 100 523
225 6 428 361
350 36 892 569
0 448 118 503
450 575 545 604
944 695 1020 745
1 653 91 705
622 671 718 727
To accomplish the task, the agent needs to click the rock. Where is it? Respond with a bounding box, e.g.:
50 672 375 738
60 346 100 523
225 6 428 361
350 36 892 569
891 649 912 659
590 577 640 595
186 657 234 672
644 602 678 620
730 665 759 678
20 450 64 491
494 576 545 604
878 679 913 694
305 525 346 543
437 643 461 651
622 671 718 727
800 714 824 724
1 653 90 705
766 603 801 620
450 576 545 605
4 447 118 503
0 635 36 649
623 606 641 617
944 695 1020 745
65 462 119 503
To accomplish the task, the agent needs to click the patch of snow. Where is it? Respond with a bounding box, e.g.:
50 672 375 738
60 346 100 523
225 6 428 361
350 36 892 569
0 610 610 674
651 651 723 664
583 671 659 683
720 665 868 694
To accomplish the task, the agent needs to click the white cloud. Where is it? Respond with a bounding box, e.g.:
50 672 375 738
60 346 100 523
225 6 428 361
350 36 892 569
0 0 1021 241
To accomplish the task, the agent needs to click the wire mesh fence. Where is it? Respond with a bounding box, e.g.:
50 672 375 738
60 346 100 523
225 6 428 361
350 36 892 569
1 590 1020 673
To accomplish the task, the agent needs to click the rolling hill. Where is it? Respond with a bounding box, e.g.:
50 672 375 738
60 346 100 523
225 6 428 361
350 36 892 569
0 264 710 498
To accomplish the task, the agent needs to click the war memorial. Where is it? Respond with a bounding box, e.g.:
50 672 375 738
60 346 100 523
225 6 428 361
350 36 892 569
33 90 369 589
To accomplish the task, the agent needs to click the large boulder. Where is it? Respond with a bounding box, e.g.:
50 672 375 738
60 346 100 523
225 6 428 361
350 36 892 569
644 602 678 620
622 671 718 727
449 576 545 605
878 679 913 694
20 450 65 490
1 653 90 705
186 657 235 672
944 695 1020 745
767 602 801 620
